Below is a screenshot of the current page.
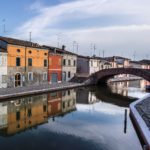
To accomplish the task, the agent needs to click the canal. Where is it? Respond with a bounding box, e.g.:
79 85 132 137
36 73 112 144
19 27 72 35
0 80 149 150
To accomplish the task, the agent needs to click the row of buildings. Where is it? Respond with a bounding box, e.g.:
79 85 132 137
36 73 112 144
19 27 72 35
0 36 150 88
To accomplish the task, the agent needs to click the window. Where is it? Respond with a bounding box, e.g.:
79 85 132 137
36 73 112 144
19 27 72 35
17 49 20 53
2 75 7 83
28 108 32 117
43 72 47 81
68 90 70 95
91 60 93 67
28 50 32 54
28 58 32 66
63 59 66 66
44 53 47 56
28 72 33 81
68 60 71 66
68 71 71 78
16 57 21 66
44 59 47 67
74 60 76 66
43 105 47 112
16 111 20 121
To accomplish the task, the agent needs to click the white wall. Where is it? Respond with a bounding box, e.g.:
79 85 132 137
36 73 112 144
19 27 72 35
62 54 77 81
89 59 100 75
0 52 7 88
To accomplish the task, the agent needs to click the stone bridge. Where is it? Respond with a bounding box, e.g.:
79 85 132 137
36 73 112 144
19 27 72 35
86 68 150 85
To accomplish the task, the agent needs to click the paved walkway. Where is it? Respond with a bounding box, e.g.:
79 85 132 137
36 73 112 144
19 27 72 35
0 82 84 100
130 94 150 150
136 97 150 129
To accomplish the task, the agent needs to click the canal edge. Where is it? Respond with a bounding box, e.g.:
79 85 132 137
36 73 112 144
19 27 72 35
130 94 150 150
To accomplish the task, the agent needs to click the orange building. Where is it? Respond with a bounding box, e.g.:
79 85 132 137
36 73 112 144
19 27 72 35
0 36 49 87
43 46 62 83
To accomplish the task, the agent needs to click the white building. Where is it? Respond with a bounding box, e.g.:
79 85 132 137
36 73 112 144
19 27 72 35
77 55 111 76
0 48 7 88
62 51 77 82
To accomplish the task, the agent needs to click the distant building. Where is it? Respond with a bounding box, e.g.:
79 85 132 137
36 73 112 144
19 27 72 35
0 36 49 88
77 55 111 76
139 60 150 69
129 61 143 68
104 56 130 68
0 45 7 88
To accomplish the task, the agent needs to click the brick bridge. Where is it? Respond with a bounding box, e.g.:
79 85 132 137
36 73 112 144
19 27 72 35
86 68 150 84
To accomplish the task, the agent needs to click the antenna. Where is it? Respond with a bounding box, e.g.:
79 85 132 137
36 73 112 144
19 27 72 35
29 32 32 42
99 50 100 57
103 50 105 57
2 19 6 33
93 44 96 55
133 51 136 61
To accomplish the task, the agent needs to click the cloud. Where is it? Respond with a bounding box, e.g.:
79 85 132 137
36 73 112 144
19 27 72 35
10 0 150 60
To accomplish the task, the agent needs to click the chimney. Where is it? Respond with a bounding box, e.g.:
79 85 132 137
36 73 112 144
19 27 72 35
62 45 66 50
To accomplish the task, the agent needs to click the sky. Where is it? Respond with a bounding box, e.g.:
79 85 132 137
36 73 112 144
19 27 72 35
0 0 150 60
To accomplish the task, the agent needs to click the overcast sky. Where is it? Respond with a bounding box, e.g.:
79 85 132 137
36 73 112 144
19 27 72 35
0 0 150 60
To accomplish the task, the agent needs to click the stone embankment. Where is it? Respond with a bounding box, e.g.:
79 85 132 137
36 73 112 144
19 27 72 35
0 82 84 101
130 94 150 150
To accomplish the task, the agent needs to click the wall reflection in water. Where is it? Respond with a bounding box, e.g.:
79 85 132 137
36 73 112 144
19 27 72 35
0 89 76 136
108 79 149 98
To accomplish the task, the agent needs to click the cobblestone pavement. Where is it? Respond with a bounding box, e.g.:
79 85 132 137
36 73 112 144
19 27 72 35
136 97 150 129
0 82 82 98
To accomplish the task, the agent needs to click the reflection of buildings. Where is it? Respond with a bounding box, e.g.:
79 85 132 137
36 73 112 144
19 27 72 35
0 102 7 129
109 79 150 97
109 81 129 96
76 88 99 104
0 90 77 136
62 89 76 113
47 92 62 116
0 94 48 135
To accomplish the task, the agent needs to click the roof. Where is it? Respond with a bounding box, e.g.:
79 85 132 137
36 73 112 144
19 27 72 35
104 56 130 61
130 61 142 65
0 36 48 50
43 45 77 56
0 46 7 53
140 59 150 65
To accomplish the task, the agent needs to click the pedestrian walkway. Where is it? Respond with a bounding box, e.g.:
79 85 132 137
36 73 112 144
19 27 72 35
0 82 84 100
130 94 150 150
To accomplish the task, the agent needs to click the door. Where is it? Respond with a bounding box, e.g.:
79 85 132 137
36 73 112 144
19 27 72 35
62 72 66 82
51 73 58 83
15 73 21 87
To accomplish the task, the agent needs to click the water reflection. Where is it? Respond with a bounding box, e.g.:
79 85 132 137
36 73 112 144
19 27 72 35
108 79 149 98
0 90 76 136
0 82 147 150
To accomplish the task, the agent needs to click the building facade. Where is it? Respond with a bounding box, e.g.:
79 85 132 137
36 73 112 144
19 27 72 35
0 47 7 88
62 52 77 82
48 53 62 83
0 37 49 88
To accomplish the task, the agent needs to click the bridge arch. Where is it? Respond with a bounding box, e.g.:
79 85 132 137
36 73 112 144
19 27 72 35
88 68 150 85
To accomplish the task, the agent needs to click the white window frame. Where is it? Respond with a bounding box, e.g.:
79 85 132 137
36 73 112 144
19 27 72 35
43 72 47 81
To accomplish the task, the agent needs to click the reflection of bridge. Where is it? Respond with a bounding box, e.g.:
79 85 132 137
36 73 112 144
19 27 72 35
86 68 150 84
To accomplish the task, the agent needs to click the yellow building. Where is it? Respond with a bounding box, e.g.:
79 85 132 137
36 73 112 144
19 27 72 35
0 36 49 87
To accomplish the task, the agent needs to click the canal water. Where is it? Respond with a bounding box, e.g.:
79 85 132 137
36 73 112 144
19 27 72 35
0 80 149 150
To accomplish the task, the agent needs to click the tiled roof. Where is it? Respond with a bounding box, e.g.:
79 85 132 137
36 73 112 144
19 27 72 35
43 45 77 56
0 36 48 50
140 59 150 65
